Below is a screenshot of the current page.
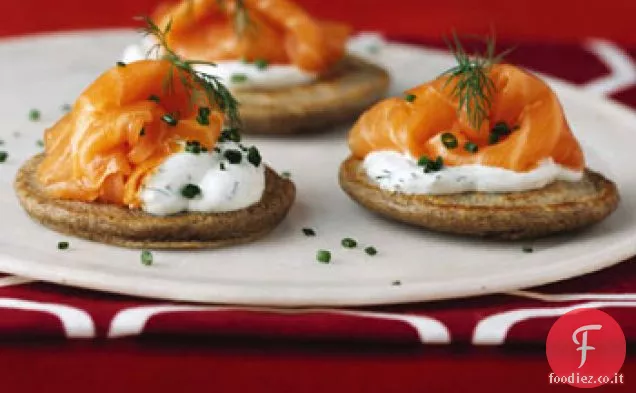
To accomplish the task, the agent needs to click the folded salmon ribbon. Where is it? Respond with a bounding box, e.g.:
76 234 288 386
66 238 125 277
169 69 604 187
152 0 351 73
38 60 224 208
349 63 585 172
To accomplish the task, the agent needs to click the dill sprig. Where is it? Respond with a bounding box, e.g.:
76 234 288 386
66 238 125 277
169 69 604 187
440 33 512 130
138 16 241 128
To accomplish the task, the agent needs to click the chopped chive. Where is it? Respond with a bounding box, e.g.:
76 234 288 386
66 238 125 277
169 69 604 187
219 128 241 143
417 155 443 173
181 184 202 199
148 95 161 103
364 246 378 256
161 114 178 126
341 238 357 248
464 141 478 153
196 106 211 126
139 128 146 137
60 103 72 112
141 250 153 266
0 139 3 145
0 151 7 163
28 109 41 121
57 241 69 250
392 280 402 286
231 73 248 83
316 250 331 264
441 132 458 149
488 133 499 145
220 162 226 171
522 246 534 253
224 149 242 164
302 228 316 236
254 58 269 70
405 94 417 103
247 146 262 167
116 61 126 67
491 122 511 136
281 171 291 179
184 140 203 154
36 140 44 148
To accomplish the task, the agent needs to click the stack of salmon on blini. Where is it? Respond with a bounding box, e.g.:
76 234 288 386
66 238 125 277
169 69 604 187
339 39 619 240
122 0 390 134
14 21 295 249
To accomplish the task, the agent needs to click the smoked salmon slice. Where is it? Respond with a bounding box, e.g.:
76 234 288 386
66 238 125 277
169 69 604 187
37 60 224 208
349 63 585 172
152 0 351 73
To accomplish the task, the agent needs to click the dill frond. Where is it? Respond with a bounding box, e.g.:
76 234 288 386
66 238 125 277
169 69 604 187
138 16 241 128
440 32 513 131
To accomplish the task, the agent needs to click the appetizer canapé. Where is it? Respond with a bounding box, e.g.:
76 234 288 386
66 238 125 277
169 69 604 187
339 38 619 239
123 0 390 134
15 23 295 249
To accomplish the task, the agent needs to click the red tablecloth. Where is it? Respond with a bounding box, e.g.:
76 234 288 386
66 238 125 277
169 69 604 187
2 1 636 392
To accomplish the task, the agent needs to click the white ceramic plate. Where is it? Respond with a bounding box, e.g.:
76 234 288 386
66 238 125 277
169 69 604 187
0 30 635 307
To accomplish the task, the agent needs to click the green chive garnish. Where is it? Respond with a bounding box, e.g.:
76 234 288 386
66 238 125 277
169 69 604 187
28 109 41 121
488 133 499 145
184 140 203 154
181 184 202 199
302 228 316 236
60 103 72 112
281 171 291 179
464 141 478 153
341 238 357 248
489 122 512 145
254 59 269 70
224 149 242 164
57 241 69 250
161 114 178 126
0 151 7 163
522 246 534 253
141 250 153 266
247 146 261 167
316 250 331 264
219 128 241 143
220 162 226 171
37 140 44 148
491 122 511 136
441 132 458 149
365 246 378 256
231 73 248 83
116 61 126 67
392 280 402 286
148 95 161 103
417 155 444 173
0 139 4 145
405 94 417 103
197 107 211 126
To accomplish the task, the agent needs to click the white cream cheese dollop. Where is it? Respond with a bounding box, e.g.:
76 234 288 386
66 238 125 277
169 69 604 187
140 142 265 216
121 40 317 90
363 151 583 195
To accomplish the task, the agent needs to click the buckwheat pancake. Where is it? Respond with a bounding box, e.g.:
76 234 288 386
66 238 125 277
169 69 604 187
236 56 390 134
339 156 619 240
16 154 295 249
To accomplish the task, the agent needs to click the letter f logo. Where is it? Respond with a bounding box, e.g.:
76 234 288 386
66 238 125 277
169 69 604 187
573 324 602 368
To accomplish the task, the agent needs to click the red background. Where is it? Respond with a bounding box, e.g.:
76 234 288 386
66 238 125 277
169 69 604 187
2 0 636 45
1 1 635 392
